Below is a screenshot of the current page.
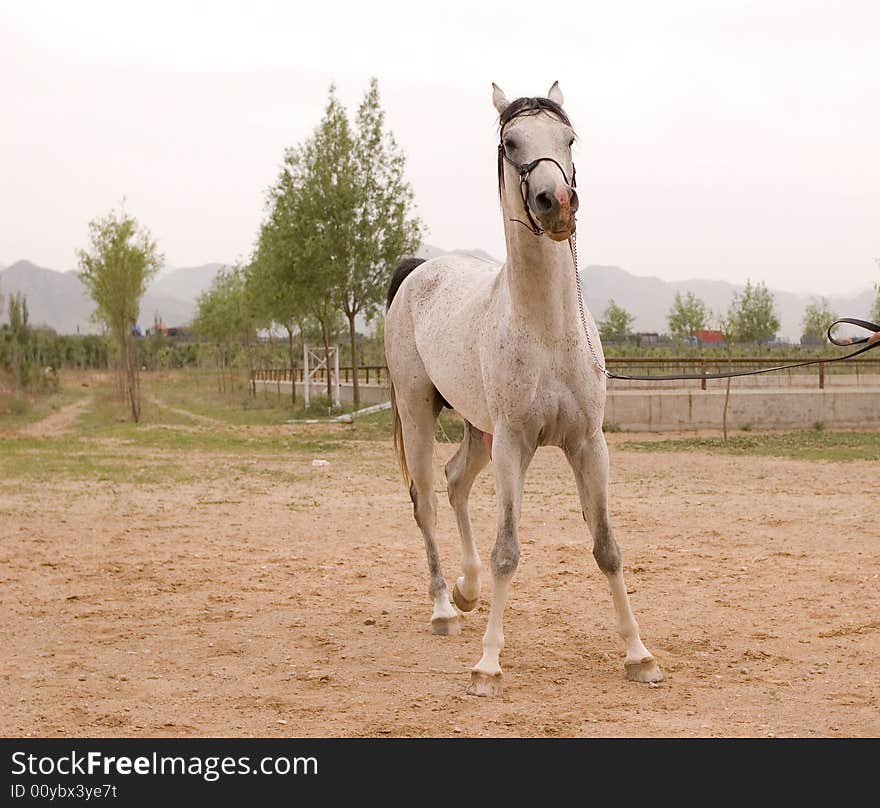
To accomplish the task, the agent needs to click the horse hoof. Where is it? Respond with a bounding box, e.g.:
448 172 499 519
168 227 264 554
452 582 479 613
625 657 664 683
430 615 461 636
467 670 502 697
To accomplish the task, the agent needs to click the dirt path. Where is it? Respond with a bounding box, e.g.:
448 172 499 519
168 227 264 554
18 395 94 438
147 397 227 427
1 437 878 737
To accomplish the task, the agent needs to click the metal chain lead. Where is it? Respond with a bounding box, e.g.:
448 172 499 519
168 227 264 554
570 233 612 378
569 234 879 382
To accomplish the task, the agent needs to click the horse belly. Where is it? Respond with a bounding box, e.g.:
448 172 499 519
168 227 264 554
422 335 493 433
406 260 497 433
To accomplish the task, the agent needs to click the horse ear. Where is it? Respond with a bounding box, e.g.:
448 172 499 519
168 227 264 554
548 81 564 106
492 83 509 115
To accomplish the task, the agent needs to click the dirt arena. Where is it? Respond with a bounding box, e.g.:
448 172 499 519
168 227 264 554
2 425 879 737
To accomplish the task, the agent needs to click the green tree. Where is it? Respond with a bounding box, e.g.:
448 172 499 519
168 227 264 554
77 207 162 422
7 292 31 387
344 78 422 408
254 87 351 402
726 280 779 346
298 87 355 401
599 299 635 342
253 81 421 409
667 291 708 341
193 264 255 392
250 162 313 404
801 297 837 346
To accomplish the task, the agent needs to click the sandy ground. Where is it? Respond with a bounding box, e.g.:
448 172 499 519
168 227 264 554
1 426 879 738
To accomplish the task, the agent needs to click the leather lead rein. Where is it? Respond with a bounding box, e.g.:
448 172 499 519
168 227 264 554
569 234 880 382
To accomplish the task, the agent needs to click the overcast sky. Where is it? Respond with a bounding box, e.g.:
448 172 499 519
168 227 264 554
2 0 878 294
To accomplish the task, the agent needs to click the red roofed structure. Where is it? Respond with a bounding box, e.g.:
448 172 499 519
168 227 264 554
696 329 724 344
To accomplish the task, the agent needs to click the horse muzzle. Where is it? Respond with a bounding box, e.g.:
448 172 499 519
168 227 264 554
530 183 578 241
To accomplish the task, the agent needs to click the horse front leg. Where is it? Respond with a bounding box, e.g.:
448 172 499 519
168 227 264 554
468 425 535 697
565 432 663 683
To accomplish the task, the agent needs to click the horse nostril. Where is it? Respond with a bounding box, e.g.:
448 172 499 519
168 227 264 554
569 188 579 213
534 191 555 214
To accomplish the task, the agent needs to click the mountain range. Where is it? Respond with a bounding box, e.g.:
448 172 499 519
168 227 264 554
0 251 873 341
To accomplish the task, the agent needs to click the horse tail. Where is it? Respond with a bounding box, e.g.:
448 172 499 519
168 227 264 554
388 379 409 487
386 257 426 310
386 257 425 488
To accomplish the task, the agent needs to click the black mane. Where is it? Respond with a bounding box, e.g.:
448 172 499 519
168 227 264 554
499 96 572 130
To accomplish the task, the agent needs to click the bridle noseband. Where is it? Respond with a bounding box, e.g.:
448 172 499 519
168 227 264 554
497 126 577 236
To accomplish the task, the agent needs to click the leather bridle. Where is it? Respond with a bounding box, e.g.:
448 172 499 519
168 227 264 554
497 118 576 236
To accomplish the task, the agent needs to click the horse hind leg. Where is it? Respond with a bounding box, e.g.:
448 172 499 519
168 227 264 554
445 422 490 613
398 387 460 636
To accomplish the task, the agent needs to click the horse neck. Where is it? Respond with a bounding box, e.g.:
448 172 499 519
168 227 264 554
502 219 578 334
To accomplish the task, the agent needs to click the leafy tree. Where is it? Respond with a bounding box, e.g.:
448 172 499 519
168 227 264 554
800 297 837 346
253 81 421 409
6 292 31 387
253 88 351 402
667 291 708 341
599 299 635 342
193 264 255 392
77 208 161 421
296 87 355 400
726 280 779 346
249 164 312 404
344 78 422 408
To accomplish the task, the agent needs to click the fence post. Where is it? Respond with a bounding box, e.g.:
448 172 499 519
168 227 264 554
700 358 706 391
303 345 310 408
818 362 824 390
333 348 340 409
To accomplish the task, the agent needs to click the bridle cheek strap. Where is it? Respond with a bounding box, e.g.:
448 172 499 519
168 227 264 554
498 143 576 236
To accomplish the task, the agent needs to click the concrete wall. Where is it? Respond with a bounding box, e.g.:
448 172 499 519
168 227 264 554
605 387 880 431
253 380 880 431
606 372 880 391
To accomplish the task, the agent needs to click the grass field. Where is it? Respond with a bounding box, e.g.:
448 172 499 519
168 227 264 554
0 383 89 426
2 369 880 473
623 430 880 462
0 369 465 484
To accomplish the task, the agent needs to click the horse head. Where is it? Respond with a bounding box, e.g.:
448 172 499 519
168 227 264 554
493 81 579 242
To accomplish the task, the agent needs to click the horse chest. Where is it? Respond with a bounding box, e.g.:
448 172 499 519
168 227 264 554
485 332 603 438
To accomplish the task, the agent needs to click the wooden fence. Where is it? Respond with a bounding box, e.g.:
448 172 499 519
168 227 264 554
251 357 880 392
251 365 387 386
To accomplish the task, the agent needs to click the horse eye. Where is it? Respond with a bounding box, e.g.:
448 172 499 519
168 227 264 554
503 137 518 151
568 137 574 147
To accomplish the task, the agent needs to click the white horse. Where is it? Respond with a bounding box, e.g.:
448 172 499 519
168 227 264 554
384 82 662 696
